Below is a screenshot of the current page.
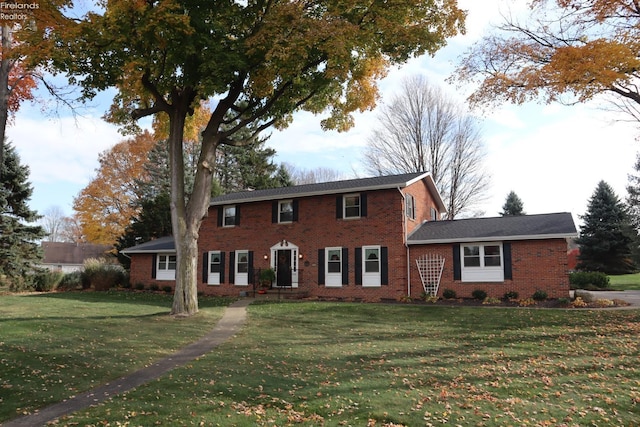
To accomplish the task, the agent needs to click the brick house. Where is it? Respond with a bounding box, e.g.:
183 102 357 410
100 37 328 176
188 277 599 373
122 172 577 300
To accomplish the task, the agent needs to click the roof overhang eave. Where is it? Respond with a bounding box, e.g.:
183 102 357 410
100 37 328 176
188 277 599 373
407 232 578 246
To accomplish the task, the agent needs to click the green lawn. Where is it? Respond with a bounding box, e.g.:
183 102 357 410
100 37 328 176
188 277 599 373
609 272 640 290
2 295 640 426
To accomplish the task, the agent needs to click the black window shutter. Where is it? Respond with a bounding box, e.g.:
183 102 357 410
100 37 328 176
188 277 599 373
361 193 368 217
272 201 278 223
453 244 461 281
342 247 349 285
229 252 235 284
355 247 362 285
336 196 343 219
217 206 223 227
219 252 226 283
381 247 388 285
503 242 512 280
235 206 240 226
248 251 254 284
202 252 209 283
151 254 157 279
318 249 325 285
292 200 299 222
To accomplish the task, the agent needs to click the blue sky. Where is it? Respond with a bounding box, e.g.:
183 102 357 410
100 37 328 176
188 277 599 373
10 0 639 224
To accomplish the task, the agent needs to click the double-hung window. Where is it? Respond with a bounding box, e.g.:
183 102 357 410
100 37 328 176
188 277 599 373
279 200 294 223
461 243 504 282
223 205 237 227
208 251 222 285
157 254 176 281
344 194 361 218
325 247 343 287
234 250 249 286
362 245 381 287
405 194 416 220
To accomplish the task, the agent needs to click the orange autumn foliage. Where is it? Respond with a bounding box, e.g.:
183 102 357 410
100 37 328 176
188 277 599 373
73 131 156 245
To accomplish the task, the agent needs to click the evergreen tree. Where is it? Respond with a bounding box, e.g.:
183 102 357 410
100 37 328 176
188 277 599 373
500 191 525 216
577 180 635 274
214 141 293 193
0 143 46 288
116 192 172 268
625 153 640 266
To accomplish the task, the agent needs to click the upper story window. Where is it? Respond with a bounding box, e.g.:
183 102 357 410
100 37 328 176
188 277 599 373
223 205 238 227
344 194 361 218
336 193 367 219
279 200 294 223
406 194 416 220
430 207 438 221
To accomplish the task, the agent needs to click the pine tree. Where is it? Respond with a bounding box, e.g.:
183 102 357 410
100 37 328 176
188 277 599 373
577 180 635 274
625 153 640 266
500 191 525 216
116 192 172 268
0 143 46 288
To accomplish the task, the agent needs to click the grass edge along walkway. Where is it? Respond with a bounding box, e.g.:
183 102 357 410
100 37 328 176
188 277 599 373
2 298 253 427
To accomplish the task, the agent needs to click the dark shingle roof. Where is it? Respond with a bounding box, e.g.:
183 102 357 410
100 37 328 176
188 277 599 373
120 236 175 254
41 242 112 264
209 172 434 206
407 212 577 244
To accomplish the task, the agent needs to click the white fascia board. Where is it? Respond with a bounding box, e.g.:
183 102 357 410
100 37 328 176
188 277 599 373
407 232 578 246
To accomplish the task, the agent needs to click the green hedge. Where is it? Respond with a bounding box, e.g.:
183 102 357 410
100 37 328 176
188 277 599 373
569 271 610 290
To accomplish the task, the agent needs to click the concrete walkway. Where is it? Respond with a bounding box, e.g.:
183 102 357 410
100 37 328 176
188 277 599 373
2 298 253 427
581 290 640 307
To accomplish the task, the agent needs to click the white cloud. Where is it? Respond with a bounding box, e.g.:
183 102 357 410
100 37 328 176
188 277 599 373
9 113 121 185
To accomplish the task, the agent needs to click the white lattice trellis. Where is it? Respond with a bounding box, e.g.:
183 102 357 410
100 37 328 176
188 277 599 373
416 254 445 296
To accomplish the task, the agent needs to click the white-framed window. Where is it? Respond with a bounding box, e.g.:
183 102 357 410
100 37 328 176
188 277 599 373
343 194 361 218
430 207 438 221
157 254 176 281
362 245 381 287
405 194 416 220
223 205 237 227
461 243 504 282
325 247 343 287
208 251 222 285
235 250 249 286
278 200 294 223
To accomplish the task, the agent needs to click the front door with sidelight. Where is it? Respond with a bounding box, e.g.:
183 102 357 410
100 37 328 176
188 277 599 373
270 241 299 288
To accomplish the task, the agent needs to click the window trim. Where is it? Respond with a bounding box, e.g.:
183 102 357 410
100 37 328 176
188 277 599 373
207 250 222 285
460 243 504 282
234 250 250 286
325 247 343 287
223 205 237 227
278 199 294 223
343 194 361 219
362 245 381 287
156 253 176 281
405 194 416 220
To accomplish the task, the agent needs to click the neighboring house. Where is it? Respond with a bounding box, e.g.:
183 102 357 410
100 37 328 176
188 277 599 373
40 242 112 273
122 172 577 300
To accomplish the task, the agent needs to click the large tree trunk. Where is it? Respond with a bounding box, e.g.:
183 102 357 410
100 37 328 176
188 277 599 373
168 94 218 316
168 100 200 316
0 24 12 172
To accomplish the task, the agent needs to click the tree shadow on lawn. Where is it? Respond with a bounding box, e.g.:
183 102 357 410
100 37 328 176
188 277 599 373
21 290 235 309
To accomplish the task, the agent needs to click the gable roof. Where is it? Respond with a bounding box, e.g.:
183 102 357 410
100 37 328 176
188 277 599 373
407 212 577 245
120 236 175 254
41 242 112 265
209 171 447 213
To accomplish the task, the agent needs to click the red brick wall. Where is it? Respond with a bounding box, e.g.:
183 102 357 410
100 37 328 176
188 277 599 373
197 188 412 301
128 179 442 301
408 239 571 299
